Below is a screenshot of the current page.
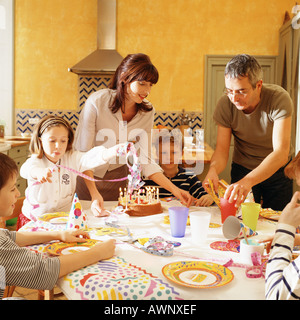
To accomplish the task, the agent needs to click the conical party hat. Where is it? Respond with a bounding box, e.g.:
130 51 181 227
66 193 87 230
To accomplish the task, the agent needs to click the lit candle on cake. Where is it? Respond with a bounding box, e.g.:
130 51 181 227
156 187 159 202
119 188 123 204
124 188 128 209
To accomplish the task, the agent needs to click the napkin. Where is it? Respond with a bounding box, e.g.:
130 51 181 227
66 193 88 230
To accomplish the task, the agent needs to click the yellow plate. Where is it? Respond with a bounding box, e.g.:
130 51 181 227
38 212 69 224
162 261 234 289
259 208 281 221
46 239 98 255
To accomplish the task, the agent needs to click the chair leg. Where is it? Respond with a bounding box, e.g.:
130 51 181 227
37 289 55 300
3 286 16 298
44 290 54 300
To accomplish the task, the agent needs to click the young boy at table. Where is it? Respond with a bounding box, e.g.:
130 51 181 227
144 129 213 206
265 151 300 299
0 153 115 300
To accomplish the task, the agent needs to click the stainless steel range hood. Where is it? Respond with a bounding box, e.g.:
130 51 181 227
69 0 123 75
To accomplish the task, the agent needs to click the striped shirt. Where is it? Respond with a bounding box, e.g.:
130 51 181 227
265 223 300 300
144 166 207 199
0 229 60 300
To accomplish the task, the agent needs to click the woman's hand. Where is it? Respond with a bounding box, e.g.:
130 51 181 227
90 192 110 217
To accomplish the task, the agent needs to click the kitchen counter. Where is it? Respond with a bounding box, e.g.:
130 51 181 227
182 142 214 164
0 135 30 148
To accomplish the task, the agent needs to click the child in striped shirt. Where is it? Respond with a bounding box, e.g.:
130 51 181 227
265 151 300 299
145 129 213 206
0 153 115 299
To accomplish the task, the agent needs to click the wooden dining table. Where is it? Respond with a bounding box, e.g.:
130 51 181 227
18 198 280 301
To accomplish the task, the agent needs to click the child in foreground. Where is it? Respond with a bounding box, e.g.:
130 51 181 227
145 129 213 206
264 151 300 299
18 115 126 229
0 153 115 299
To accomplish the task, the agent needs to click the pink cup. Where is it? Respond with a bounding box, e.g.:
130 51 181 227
220 197 237 224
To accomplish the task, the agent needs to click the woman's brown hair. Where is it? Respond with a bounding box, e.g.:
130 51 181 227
29 115 74 158
285 151 300 179
109 53 159 114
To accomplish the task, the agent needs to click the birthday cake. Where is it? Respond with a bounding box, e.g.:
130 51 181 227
118 187 163 216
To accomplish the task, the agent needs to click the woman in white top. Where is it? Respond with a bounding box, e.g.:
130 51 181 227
19 115 125 227
74 53 193 214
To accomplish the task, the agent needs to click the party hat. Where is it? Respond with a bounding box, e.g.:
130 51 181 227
66 193 87 230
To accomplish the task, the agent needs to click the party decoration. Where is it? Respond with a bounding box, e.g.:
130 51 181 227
210 240 240 253
66 193 88 230
116 142 144 195
133 236 181 256
204 179 228 208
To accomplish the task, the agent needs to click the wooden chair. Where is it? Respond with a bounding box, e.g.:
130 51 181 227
2 197 57 300
2 197 25 299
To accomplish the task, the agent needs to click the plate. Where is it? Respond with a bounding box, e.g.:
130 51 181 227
38 212 69 224
162 260 234 288
259 208 281 221
46 239 98 255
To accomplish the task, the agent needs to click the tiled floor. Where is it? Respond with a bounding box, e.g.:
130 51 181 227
5 224 68 300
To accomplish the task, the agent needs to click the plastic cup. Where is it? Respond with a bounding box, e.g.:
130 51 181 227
222 215 258 240
189 211 211 244
241 202 261 231
240 239 264 265
168 207 189 237
220 197 237 224
222 215 241 239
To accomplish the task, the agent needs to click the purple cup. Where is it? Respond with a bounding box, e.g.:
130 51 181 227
168 207 189 237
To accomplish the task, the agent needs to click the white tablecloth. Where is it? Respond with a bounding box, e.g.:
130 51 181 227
50 200 276 300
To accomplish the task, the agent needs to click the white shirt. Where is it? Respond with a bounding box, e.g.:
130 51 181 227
20 146 109 219
74 88 162 178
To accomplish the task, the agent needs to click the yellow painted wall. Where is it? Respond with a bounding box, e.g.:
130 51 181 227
15 0 296 112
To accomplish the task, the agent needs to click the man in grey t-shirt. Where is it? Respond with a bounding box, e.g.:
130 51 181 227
204 54 293 210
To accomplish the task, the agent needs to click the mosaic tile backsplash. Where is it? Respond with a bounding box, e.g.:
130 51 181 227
15 109 203 135
15 75 203 135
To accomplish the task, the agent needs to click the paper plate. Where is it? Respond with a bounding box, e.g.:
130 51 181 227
259 208 281 221
38 212 69 224
46 239 98 256
162 260 234 288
